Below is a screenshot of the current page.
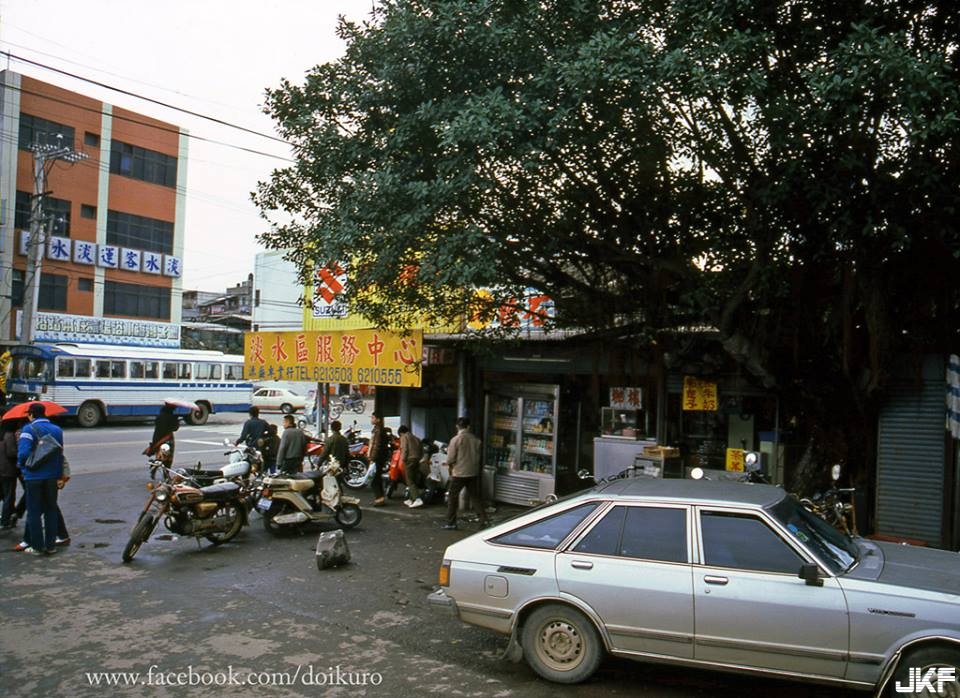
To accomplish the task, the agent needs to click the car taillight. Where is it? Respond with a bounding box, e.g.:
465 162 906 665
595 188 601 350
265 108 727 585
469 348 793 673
438 560 451 587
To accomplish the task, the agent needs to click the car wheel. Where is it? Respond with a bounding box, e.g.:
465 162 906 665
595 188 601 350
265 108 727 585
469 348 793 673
280 403 293 415
889 646 960 697
521 604 603 684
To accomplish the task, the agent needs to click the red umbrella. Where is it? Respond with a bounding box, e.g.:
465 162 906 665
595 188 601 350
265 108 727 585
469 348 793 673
163 397 199 411
2 400 68 421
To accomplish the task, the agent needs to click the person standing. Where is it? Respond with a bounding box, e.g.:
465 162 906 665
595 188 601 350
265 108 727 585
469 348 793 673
260 423 280 474
442 417 488 530
236 406 269 448
17 403 64 555
322 420 350 469
0 420 19 528
276 414 307 475
146 401 179 461
368 411 387 506
398 425 424 508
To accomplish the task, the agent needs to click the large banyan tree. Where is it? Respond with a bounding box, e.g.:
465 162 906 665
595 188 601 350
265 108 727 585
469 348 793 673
255 0 960 482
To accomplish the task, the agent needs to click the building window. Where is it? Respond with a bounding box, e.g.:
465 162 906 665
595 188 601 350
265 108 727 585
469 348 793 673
109 140 177 187
11 270 23 307
80 204 97 219
15 191 71 236
38 273 68 311
78 278 94 292
104 280 170 320
84 132 100 147
106 210 173 254
19 114 76 151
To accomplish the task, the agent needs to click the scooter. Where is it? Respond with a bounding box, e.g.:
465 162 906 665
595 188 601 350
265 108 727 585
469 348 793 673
123 450 249 562
257 458 362 533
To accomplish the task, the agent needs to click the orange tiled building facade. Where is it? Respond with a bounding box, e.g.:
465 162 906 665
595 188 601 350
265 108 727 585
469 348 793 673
0 71 186 347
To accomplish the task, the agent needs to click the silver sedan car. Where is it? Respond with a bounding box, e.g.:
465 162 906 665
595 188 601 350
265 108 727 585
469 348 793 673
429 477 960 695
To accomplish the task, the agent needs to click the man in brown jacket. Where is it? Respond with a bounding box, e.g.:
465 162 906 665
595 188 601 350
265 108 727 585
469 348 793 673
442 417 488 530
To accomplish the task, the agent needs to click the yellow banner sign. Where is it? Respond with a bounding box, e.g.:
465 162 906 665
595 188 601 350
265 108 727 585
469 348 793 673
726 448 745 472
682 376 718 411
244 329 423 388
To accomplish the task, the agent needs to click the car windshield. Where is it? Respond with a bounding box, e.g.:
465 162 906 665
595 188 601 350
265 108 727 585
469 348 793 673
769 496 859 575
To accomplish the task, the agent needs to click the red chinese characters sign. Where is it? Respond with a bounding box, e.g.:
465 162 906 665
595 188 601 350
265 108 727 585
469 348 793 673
244 329 422 388
682 376 718 411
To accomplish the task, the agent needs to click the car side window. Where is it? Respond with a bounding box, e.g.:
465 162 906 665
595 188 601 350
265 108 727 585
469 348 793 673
492 502 601 550
621 506 687 562
700 511 805 574
572 506 687 563
572 506 626 555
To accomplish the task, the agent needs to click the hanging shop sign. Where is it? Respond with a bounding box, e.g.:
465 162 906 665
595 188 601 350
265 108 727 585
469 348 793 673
726 448 745 472
20 231 182 277
19 311 180 347
682 376 718 411
609 387 643 410
244 329 423 388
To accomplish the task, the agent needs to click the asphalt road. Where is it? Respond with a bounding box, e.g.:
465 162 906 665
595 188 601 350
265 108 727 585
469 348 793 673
0 414 856 697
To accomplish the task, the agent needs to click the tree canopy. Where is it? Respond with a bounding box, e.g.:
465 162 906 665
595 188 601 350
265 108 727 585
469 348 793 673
255 0 960 467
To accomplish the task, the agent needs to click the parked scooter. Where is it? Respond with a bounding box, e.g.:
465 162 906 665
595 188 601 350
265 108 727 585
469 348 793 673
257 458 362 533
123 448 249 563
800 464 858 536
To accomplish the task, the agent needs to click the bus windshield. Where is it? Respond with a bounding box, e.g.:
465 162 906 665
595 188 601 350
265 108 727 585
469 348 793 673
8 355 53 382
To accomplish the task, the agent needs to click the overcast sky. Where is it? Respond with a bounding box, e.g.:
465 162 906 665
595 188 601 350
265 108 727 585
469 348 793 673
0 0 375 292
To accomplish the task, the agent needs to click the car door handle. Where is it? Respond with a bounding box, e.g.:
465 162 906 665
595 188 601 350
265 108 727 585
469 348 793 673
570 560 594 570
704 575 729 585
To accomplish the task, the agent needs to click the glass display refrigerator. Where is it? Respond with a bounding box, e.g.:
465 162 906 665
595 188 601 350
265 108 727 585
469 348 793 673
484 383 559 505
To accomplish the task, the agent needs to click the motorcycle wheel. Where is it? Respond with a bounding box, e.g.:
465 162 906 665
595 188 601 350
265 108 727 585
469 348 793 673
122 512 156 563
204 502 245 545
263 501 296 536
335 503 362 529
343 459 369 490
351 401 364 414
330 403 343 419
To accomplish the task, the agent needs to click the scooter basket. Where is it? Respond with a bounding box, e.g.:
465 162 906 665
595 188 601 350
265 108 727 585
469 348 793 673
315 529 351 570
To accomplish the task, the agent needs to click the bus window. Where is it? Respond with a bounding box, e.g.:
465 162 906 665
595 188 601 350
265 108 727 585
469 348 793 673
110 361 126 379
196 362 220 380
162 363 178 379
95 360 113 379
130 361 144 378
57 359 75 378
144 361 159 379
178 364 192 379
75 359 91 378
225 364 243 380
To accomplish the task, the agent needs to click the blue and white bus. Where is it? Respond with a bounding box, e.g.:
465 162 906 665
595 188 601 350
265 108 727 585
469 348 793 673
5 343 252 427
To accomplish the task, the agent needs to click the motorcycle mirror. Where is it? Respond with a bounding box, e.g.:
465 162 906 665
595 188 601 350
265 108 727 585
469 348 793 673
223 438 231 447
744 452 760 472
690 467 705 480
577 468 592 480
831 464 842 482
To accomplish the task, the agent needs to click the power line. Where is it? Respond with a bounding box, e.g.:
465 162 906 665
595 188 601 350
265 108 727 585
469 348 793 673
2 51 292 147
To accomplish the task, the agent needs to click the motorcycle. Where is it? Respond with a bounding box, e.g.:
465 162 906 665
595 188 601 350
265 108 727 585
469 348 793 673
257 457 362 533
122 450 249 563
329 391 365 419
800 464 858 536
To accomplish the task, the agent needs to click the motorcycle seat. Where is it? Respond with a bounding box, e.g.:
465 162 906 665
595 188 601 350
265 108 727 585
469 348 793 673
297 470 325 482
199 482 241 501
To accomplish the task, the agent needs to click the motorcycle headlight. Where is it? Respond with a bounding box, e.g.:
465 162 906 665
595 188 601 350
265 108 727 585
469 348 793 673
156 491 168 502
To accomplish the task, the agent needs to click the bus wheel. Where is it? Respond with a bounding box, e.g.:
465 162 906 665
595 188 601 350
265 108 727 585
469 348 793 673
187 403 210 425
76 402 103 428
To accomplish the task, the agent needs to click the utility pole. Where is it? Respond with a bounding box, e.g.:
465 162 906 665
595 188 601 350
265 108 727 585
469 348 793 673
21 140 87 343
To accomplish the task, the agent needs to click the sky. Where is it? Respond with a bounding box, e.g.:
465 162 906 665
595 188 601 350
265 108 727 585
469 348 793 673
0 0 376 292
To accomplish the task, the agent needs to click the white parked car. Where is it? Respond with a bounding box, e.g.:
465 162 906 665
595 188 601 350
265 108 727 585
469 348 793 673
251 387 306 414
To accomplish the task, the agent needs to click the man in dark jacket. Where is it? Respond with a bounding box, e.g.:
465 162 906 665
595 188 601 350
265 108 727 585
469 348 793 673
276 414 307 474
17 403 64 554
322 420 350 469
236 406 269 448
0 420 19 528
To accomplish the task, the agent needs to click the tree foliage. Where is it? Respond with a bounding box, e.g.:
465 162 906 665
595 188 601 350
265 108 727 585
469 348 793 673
255 0 960 467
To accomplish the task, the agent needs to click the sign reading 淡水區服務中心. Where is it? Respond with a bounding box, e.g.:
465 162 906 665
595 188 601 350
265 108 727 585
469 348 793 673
244 329 423 388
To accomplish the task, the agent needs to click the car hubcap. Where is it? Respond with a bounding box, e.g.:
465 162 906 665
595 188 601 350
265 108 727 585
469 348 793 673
537 619 583 671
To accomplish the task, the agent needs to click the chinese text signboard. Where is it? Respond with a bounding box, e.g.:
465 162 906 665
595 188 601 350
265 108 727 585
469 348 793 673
682 376 718 411
609 387 643 410
726 448 745 472
244 329 423 388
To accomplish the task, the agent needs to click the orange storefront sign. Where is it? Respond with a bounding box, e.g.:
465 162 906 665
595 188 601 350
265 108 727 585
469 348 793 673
245 329 423 388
